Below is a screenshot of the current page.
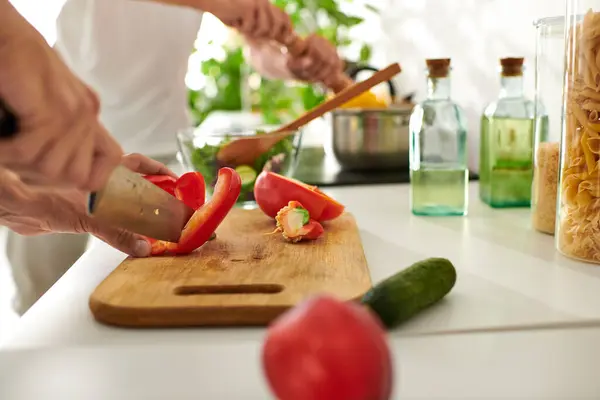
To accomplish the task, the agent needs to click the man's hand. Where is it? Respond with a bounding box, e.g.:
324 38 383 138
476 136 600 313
286 34 344 88
0 1 123 192
246 33 344 87
0 154 176 258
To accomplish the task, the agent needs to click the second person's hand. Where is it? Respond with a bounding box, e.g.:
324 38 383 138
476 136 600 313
287 33 344 88
0 1 123 192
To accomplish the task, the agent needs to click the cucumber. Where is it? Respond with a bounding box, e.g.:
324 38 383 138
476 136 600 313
235 165 257 186
361 258 457 329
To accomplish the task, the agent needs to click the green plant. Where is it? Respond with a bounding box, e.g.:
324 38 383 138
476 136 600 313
188 46 245 125
188 0 380 126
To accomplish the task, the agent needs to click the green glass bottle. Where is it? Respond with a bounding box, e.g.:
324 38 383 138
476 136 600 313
409 59 469 216
479 58 546 208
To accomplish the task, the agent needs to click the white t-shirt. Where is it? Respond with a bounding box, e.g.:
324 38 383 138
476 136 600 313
54 0 204 158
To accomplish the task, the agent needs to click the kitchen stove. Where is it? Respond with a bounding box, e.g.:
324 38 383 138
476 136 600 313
293 147 478 187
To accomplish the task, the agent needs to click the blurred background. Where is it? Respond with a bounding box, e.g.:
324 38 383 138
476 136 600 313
9 0 566 171
0 0 568 341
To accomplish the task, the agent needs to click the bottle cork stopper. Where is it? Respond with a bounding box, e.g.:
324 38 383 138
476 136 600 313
500 57 524 76
426 58 451 78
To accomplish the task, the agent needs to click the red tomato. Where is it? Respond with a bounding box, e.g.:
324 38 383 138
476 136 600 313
262 295 394 400
253 172 345 222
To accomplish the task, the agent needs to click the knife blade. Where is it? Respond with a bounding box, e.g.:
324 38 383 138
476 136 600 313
87 165 195 242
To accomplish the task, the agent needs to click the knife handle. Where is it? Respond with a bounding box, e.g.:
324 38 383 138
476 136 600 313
0 100 18 139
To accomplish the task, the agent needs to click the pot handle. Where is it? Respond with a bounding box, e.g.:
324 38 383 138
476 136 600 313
344 63 397 100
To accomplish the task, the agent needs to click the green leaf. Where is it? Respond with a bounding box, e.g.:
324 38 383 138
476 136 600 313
359 44 372 63
344 16 364 27
365 4 380 14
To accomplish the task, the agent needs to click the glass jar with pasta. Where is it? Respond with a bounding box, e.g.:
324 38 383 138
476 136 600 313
557 6 600 263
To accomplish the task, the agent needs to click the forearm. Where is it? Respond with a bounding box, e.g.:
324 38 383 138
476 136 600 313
135 0 216 13
0 0 36 44
0 0 49 86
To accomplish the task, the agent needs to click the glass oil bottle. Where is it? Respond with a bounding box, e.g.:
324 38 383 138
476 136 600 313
479 57 543 208
409 59 469 216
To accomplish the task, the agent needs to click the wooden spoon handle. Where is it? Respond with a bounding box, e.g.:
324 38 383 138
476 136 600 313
273 62 402 134
283 35 353 94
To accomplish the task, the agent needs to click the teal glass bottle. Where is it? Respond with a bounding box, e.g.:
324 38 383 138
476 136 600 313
409 59 469 216
479 57 545 208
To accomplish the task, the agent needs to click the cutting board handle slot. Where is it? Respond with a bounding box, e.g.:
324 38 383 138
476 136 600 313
174 283 284 296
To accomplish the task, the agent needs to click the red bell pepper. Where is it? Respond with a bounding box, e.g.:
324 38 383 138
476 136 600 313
147 237 177 256
147 233 217 256
143 174 177 196
172 167 241 254
174 172 206 210
143 168 240 255
271 201 324 243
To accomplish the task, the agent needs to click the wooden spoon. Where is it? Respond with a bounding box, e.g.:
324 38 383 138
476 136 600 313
216 62 402 166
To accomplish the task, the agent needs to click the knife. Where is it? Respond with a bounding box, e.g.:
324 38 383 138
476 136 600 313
87 165 195 242
0 100 194 242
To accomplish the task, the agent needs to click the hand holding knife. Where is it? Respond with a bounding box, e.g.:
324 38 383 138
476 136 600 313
0 100 194 242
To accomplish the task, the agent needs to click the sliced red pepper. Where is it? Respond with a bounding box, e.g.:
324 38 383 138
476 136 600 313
147 237 177 255
271 200 324 243
173 168 241 254
172 167 241 254
147 233 217 256
141 170 235 256
174 172 206 210
171 167 242 254
143 174 177 196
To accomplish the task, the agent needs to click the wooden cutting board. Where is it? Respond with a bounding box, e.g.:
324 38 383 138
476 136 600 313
89 208 372 327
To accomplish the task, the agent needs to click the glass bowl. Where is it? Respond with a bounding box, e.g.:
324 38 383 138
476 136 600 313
177 125 303 208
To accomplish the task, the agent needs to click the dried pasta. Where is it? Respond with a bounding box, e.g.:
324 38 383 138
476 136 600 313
558 9 600 261
532 142 559 235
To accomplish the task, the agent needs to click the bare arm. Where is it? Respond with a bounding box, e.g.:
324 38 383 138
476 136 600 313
0 0 38 44
135 0 231 19
138 0 341 85
138 0 209 10
0 0 124 192
140 0 297 79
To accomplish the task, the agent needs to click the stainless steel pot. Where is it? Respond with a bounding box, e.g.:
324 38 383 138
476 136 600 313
331 107 412 171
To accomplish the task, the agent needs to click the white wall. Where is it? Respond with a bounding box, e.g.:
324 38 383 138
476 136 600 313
375 0 567 171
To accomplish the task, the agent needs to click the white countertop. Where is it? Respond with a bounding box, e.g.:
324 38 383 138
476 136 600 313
5 182 600 347
2 326 600 399
4 182 600 398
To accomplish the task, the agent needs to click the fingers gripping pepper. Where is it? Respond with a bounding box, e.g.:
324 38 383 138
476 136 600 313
272 200 324 243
